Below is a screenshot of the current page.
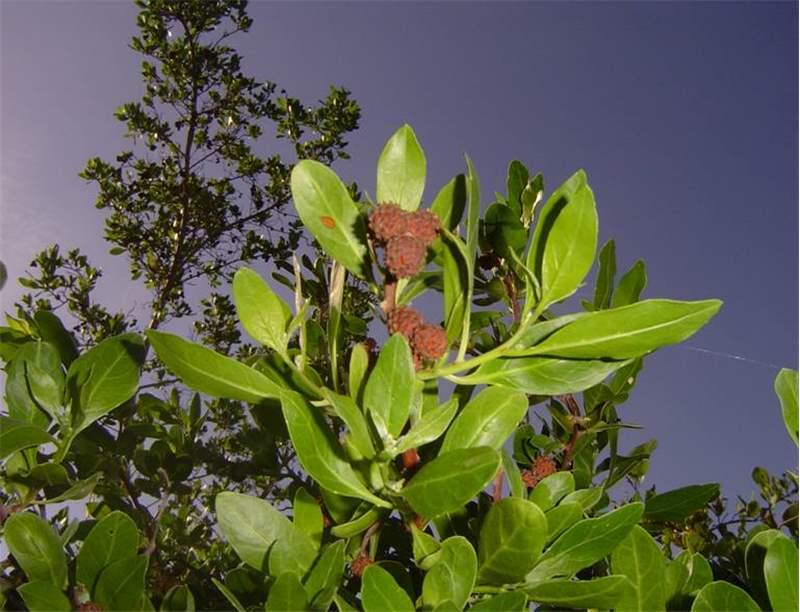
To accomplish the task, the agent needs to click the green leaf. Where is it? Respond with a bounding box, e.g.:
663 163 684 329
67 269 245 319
457 356 629 396
211 578 246 612
233 267 291 353
611 525 666 611
470 591 528 611
690 581 760 611
291 160 367 277
478 497 548 584
293 487 324 549
775 368 798 446
430 174 467 231
17 581 71 612
215 492 317 575
393 397 458 455
402 447 501 520
530 472 575 512
502 451 525 499
326 392 376 459
6 341 62 427
303 541 345 610
67 333 144 432
4 512 67 588
560 487 604 511
679 551 713 595
422 536 477 609
147 331 282 403
440 387 528 453
441 235 468 343
545 502 583 543
506 160 529 218
524 576 629 609
363 334 414 438
644 483 720 522
412 524 441 565
0 416 54 459
522 299 722 360
94 555 148 612
33 311 78 367
764 536 799 612
265 572 308 612
76 511 141 594
745 529 784 607
25 360 64 421
348 343 369 403
460 156 481 355
527 502 644 582
281 391 388 507
529 174 598 309
593 240 616 309
44 473 102 503
361 564 415 612
611 260 647 307
376 124 426 211
664 557 690 606
482 203 527 258
160 585 195 612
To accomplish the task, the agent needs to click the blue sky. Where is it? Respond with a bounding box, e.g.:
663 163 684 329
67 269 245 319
1 1 797 500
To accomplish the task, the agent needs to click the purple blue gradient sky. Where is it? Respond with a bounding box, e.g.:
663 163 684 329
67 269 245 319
1 1 797 499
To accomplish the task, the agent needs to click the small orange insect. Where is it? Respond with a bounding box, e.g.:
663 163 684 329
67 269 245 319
320 216 335 229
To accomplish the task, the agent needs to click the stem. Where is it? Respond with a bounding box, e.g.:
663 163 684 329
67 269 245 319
560 394 583 469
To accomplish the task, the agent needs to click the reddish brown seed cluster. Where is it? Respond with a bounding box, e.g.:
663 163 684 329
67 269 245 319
386 306 448 369
77 604 104 612
369 203 441 278
521 455 558 488
350 553 374 578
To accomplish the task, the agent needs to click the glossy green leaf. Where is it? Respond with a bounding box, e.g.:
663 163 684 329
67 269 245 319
530 176 598 309
44 473 101 503
402 447 500 520
679 551 713 595
161 585 195 612
644 483 720 522
211 578 246 612
430 174 467 231
281 391 388 507
560 487 603 511
147 331 282 403
291 160 367 277
6 341 62 427
483 202 527 258
4 512 67 588
545 502 583 543
215 492 317 575
513 312 589 349
67 333 144 432
326 392 375 459
478 497 548 584
233 267 291 353
775 368 798 446
376 124 426 211
412 524 441 565
94 555 148 612
423 536 477 609
265 572 308 612
394 397 458 455
17 581 71 612
363 334 414 438
33 311 78 366
76 511 139 593
530 472 575 512
506 160 529 218
524 576 630 609
293 487 323 549
664 557 690 606
690 581 760 611
457 356 628 396
611 525 666 611
460 156 481 355
593 240 616 309
348 343 369 403
0 416 54 460
441 235 468 343
611 259 647 307
502 451 525 499
744 529 784 608
303 541 345 609
522 299 722 359
470 591 528 611
361 564 415 612
527 502 644 582
440 387 528 453
764 536 799 612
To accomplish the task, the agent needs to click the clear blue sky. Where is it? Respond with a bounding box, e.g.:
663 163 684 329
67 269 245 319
1 1 797 500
